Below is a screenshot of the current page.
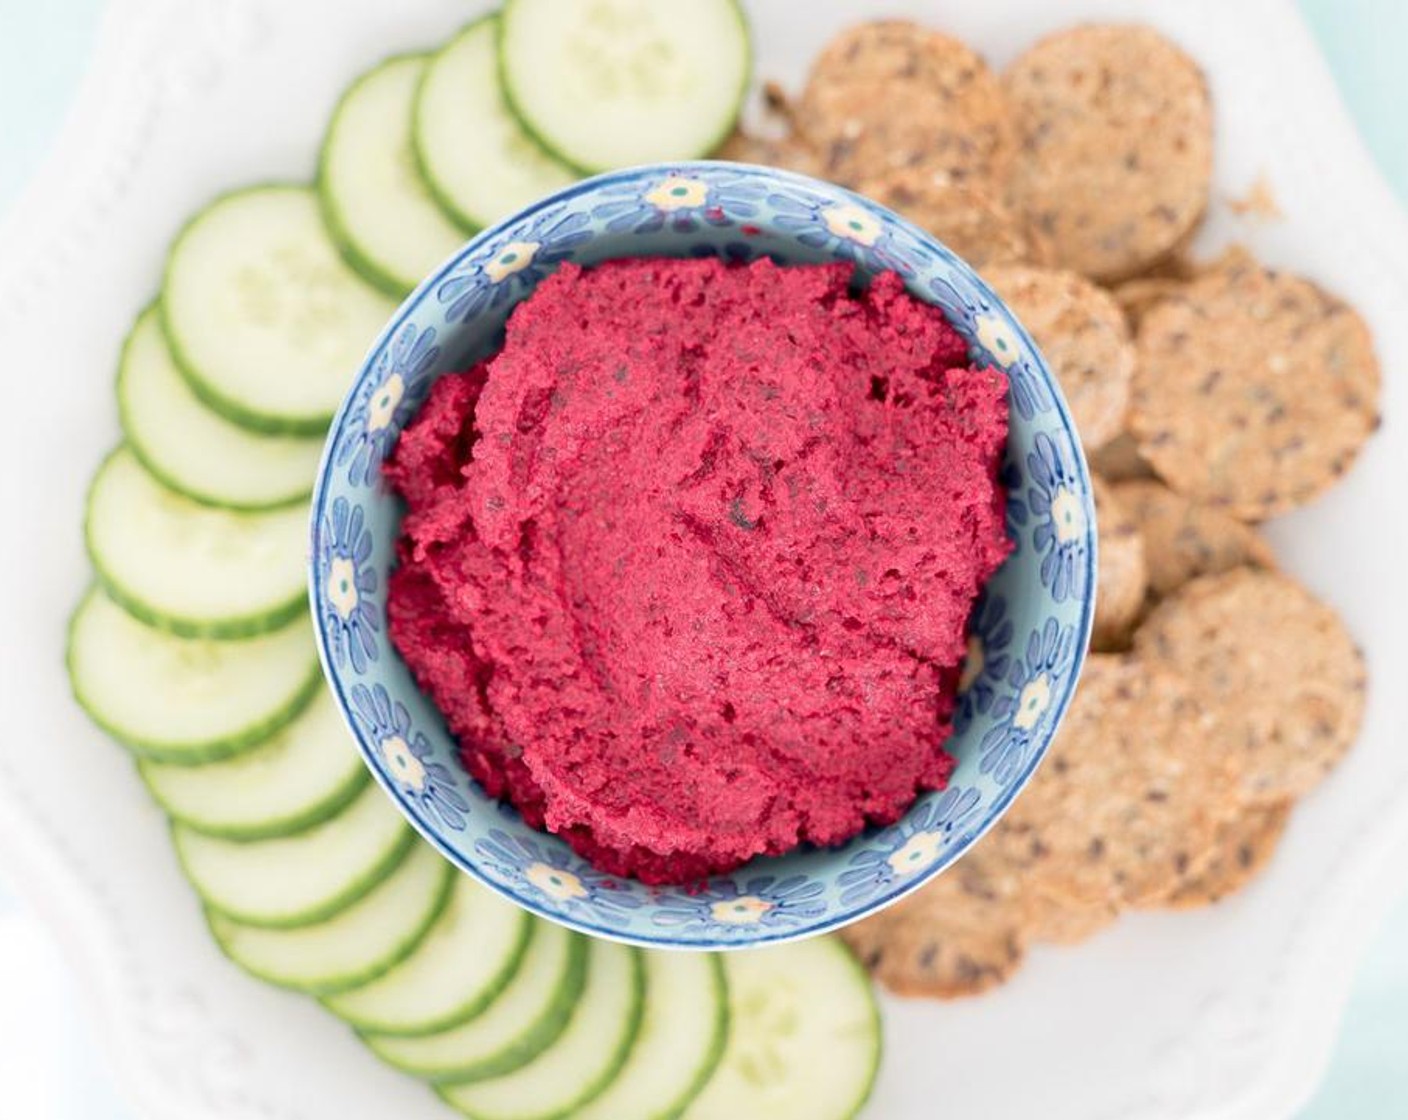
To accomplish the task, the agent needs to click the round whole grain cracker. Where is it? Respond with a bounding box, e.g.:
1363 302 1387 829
989 654 1240 908
1131 245 1200 282
1158 800 1293 909
1091 475 1147 650
797 21 1015 190
1135 568 1366 802
1111 276 1186 331
1130 261 1381 520
713 128 823 177
1113 245 1259 331
1003 25 1213 282
1088 431 1155 482
1016 877 1119 945
858 170 1050 270
985 265 1134 449
1193 243 1258 280
1114 478 1275 599
840 850 1027 999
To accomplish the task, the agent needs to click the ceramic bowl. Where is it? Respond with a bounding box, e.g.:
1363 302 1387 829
310 161 1097 949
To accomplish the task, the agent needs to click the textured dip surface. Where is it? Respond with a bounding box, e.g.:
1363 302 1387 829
386 257 1010 883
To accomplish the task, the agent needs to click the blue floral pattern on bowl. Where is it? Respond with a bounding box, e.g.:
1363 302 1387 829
978 618 1080 787
954 591 1015 736
1029 430 1092 602
348 683 469 831
474 830 643 929
436 208 593 324
836 786 987 909
310 162 1097 949
770 191 915 275
335 322 440 488
592 168 767 234
317 497 379 674
652 874 827 939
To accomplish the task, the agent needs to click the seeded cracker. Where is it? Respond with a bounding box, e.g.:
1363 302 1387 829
1004 25 1213 282
1111 276 1186 331
840 849 1028 998
985 266 1134 450
988 655 1240 908
713 128 822 177
1159 801 1293 909
1112 244 1259 331
857 170 1051 270
797 21 1015 191
1131 240 1204 282
1091 476 1147 649
1135 568 1366 803
1089 432 1155 482
1193 242 1259 279
1114 479 1275 600
1015 867 1120 945
1129 261 1381 520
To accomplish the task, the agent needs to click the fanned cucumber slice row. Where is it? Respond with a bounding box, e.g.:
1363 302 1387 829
324 873 533 1036
138 689 367 841
682 939 881 1120
117 306 323 510
208 842 453 996
161 185 397 435
575 952 728 1120
414 16 576 232
86 446 309 639
439 939 645 1120
173 780 415 928
318 53 468 297
365 921 586 1083
497 0 750 173
67 589 321 764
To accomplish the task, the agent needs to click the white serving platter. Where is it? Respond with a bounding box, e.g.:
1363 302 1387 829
0 0 1405 1117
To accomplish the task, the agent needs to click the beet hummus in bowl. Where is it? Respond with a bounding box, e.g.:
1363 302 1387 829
310 162 1097 948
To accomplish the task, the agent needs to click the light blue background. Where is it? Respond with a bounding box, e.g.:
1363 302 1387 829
0 0 1403 1115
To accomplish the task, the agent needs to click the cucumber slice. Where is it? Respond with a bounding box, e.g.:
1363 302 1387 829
207 842 453 996
117 305 322 510
67 589 320 764
323 873 532 1036
318 54 467 297
365 921 586 1083
414 17 575 232
86 446 309 639
575 952 728 1120
497 0 750 173
172 780 415 928
138 689 367 841
682 939 880 1120
439 939 645 1120
161 185 397 435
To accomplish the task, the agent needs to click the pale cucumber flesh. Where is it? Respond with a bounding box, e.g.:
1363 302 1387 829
498 0 750 172
323 873 533 1036
207 843 453 996
67 589 320 763
318 53 467 296
574 951 727 1120
86 446 308 638
138 688 368 841
682 939 880 1120
161 185 396 434
439 939 645 1120
414 16 576 232
117 305 322 510
364 921 586 1083
173 780 414 928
